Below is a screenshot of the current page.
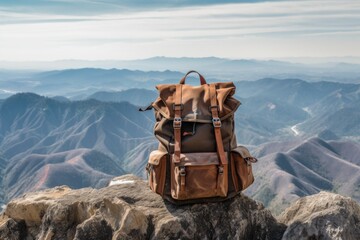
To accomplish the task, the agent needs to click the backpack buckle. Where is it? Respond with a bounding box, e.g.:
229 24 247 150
179 166 186 176
209 105 219 111
218 166 224 174
212 117 221 128
173 117 182 129
173 103 184 111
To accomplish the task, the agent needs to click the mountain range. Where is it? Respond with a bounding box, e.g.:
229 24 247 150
0 72 359 214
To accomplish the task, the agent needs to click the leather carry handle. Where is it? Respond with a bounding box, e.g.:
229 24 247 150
179 70 207 85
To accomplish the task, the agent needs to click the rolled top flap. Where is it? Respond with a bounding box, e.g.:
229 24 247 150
153 82 241 122
174 152 227 166
232 146 258 163
148 150 167 165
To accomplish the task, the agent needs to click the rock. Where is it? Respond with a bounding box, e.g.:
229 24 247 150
278 191 360 240
0 174 286 240
2 175 360 240
0 215 26 240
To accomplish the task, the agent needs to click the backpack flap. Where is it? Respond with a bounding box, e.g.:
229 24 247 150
231 146 258 164
153 82 241 122
148 150 167 165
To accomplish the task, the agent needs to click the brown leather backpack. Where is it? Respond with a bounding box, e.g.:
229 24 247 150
143 70 257 204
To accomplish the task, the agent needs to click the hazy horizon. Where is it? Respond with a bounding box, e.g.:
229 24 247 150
2 56 360 72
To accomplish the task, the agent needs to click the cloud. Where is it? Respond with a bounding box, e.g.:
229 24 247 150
0 0 283 15
0 0 359 61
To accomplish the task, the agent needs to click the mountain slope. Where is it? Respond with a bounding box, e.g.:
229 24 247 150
234 79 360 144
0 93 154 202
247 137 360 215
4 148 125 201
121 139 158 178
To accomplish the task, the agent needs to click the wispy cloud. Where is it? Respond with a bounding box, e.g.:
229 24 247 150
0 0 359 61
0 0 279 15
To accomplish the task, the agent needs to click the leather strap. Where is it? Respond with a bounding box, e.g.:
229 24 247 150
173 84 182 163
209 84 227 165
179 70 207 85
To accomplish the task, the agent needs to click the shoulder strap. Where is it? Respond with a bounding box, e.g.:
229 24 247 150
209 84 227 165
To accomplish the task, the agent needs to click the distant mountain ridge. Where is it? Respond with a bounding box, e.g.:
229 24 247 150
87 89 157 106
1 66 359 100
0 69 184 98
2 57 360 83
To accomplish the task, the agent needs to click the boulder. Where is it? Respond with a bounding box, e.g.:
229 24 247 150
0 174 286 240
278 191 360 240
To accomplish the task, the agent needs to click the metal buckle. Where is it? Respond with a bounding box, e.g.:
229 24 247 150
179 166 186 176
212 117 221 127
218 166 224 174
173 103 184 111
173 117 182 128
209 105 219 112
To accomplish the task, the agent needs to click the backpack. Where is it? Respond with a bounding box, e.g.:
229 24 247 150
143 70 257 204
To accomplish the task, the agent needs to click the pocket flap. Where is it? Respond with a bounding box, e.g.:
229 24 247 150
232 146 257 162
175 152 227 166
149 150 167 165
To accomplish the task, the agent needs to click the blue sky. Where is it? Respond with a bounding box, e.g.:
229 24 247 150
0 0 359 61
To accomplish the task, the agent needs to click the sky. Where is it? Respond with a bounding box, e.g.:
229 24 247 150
0 0 360 61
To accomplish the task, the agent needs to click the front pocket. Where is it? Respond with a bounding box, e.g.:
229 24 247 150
146 150 167 196
231 146 257 192
170 152 228 200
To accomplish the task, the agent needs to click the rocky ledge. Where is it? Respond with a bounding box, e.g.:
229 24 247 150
0 175 359 240
279 191 360 239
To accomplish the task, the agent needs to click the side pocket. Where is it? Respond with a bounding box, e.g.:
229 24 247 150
231 146 257 192
146 150 167 196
